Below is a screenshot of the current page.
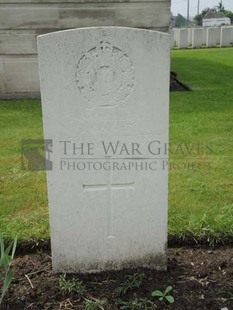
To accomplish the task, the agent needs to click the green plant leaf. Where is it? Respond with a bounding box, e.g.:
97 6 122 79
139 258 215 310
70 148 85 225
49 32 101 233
164 286 173 294
0 236 5 261
165 295 174 304
1 270 14 300
11 238 17 260
2 254 10 270
4 241 13 257
0 236 17 306
151 290 163 297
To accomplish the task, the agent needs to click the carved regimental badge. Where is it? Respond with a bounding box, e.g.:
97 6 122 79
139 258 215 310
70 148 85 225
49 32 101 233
76 41 135 107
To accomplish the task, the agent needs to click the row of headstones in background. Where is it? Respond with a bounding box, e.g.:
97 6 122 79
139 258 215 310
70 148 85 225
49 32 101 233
170 26 233 49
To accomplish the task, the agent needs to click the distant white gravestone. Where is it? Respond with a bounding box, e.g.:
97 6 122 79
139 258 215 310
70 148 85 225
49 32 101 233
37 27 170 273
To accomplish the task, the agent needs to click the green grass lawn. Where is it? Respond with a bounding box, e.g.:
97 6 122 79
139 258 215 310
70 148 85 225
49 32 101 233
169 48 233 243
0 48 233 244
0 101 49 240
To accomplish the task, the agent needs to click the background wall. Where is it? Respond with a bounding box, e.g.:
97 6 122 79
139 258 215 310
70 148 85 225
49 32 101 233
0 0 171 98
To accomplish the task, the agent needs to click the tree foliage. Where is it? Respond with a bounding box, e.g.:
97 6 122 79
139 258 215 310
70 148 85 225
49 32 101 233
175 14 187 28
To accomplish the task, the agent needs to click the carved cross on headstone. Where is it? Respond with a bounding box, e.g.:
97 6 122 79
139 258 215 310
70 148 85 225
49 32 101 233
83 176 135 238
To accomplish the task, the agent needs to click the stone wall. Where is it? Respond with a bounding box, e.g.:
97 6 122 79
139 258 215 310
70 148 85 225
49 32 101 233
0 0 171 98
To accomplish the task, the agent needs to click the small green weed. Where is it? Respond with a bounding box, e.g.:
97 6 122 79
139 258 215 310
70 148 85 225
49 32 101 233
151 286 174 304
120 298 156 309
0 235 17 305
84 297 107 310
221 287 233 300
59 274 86 296
226 291 233 300
116 272 145 296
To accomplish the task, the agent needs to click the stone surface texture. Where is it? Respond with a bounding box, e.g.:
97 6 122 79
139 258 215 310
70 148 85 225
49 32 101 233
37 27 170 273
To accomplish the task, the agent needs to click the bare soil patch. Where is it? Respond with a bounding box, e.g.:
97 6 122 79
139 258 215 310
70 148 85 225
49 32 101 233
170 72 190 92
2 247 233 309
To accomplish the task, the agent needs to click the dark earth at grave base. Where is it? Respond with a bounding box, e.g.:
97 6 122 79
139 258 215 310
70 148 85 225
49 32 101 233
170 72 190 92
2 247 233 310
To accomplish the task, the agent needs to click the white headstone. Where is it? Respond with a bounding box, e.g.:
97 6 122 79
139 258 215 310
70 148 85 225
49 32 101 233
173 28 179 47
206 27 218 47
188 28 193 46
170 29 175 48
202 28 207 46
215 27 221 45
230 26 233 43
220 27 231 47
37 27 170 273
192 28 203 48
177 28 188 49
